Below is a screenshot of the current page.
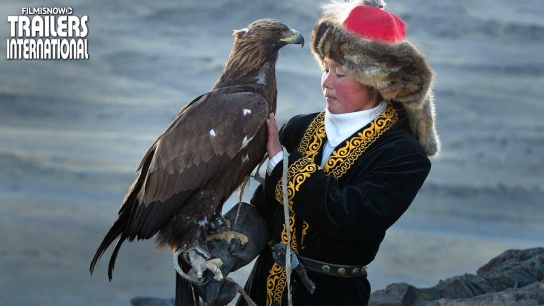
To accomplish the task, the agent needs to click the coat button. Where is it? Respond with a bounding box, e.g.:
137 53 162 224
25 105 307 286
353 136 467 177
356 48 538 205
337 268 346 276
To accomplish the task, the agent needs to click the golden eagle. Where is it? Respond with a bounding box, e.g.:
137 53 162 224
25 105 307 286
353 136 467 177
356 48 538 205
89 19 303 281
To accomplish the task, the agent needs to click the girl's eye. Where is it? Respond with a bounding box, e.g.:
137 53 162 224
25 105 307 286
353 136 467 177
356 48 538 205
335 68 347 77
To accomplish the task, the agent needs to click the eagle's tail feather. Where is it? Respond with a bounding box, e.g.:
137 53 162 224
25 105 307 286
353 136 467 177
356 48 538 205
90 146 154 279
108 234 127 281
89 219 126 279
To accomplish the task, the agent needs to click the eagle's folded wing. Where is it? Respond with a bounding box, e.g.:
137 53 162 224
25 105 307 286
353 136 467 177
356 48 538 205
137 89 269 205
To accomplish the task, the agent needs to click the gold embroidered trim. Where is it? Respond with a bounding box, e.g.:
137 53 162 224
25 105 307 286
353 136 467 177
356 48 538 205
266 263 286 306
273 157 317 251
268 158 317 304
301 221 309 249
298 111 326 160
281 216 298 251
325 105 397 178
274 157 317 209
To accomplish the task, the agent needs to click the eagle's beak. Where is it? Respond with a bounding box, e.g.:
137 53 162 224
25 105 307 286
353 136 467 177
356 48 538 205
281 29 305 48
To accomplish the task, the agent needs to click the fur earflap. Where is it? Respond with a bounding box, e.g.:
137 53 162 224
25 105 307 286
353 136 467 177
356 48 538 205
311 18 440 156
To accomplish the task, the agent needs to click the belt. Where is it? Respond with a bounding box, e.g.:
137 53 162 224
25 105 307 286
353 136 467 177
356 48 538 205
298 256 367 278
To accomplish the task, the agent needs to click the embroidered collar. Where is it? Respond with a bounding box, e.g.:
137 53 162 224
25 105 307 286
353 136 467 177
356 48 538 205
298 102 398 178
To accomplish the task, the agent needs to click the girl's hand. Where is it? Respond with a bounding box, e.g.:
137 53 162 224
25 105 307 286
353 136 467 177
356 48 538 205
266 113 282 158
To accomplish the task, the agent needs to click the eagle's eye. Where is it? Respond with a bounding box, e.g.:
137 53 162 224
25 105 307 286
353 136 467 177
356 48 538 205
275 30 281 36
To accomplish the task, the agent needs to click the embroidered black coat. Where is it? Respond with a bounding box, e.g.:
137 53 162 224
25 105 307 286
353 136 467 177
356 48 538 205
237 103 431 306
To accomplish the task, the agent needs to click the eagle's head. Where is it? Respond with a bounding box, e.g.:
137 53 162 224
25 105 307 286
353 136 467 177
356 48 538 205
217 18 304 88
233 19 304 50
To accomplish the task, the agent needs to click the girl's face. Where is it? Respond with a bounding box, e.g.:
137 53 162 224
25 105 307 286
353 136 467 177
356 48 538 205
321 58 379 114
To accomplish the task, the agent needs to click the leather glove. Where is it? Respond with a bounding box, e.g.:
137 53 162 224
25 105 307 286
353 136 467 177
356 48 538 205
190 202 268 306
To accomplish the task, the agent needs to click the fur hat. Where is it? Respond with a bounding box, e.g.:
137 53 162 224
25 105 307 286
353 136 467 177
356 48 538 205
311 0 440 156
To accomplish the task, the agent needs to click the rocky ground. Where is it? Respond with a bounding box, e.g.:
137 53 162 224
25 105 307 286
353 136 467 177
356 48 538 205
369 248 544 306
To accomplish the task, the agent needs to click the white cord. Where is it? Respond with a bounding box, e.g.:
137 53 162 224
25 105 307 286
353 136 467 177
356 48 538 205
281 146 292 306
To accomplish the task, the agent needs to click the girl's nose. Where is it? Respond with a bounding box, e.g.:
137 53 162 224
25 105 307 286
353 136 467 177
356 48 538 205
321 71 333 89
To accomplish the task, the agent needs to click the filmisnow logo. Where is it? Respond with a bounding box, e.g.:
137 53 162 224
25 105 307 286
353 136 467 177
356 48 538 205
7 7 89 60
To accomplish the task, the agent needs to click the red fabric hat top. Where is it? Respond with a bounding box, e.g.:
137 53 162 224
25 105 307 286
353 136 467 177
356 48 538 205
343 5 406 43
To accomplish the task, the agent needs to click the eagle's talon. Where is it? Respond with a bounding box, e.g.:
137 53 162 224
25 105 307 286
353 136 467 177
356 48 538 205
174 247 224 282
173 248 202 284
202 258 224 281
207 230 249 246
